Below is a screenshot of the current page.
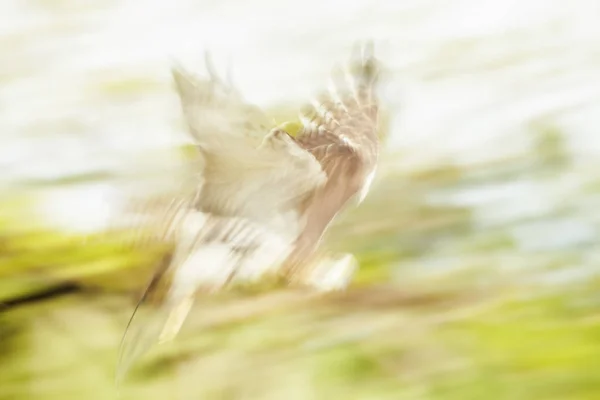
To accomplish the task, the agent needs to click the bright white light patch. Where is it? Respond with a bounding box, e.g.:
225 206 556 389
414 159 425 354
36 183 115 234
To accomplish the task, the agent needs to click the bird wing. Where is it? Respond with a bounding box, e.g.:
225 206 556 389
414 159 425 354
171 51 272 148
113 50 327 250
172 52 326 234
295 41 380 167
284 41 381 277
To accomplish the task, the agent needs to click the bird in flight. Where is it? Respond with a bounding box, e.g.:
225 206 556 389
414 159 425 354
114 41 383 383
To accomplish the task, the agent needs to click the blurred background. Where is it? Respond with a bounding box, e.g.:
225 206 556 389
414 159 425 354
2 0 600 399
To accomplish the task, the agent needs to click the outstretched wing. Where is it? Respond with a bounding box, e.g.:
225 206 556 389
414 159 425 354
296 41 380 169
113 52 327 250
172 51 272 148
172 52 327 235
284 41 381 276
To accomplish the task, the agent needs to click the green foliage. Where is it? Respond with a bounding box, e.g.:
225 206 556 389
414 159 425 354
2 122 598 398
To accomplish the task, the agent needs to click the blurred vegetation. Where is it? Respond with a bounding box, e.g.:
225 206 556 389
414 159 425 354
1 114 600 399
3 0 600 394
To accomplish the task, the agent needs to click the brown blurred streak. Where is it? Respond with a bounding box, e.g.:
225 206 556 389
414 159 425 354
319 284 482 311
177 282 482 334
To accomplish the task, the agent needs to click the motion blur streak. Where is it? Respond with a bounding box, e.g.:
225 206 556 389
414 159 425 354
1 1 600 399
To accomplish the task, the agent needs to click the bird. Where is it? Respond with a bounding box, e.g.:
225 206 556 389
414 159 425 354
113 41 382 383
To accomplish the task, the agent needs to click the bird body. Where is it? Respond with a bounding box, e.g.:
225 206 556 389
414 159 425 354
115 42 383 383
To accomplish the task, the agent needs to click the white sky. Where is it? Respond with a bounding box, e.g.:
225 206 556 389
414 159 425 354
1 0 599 232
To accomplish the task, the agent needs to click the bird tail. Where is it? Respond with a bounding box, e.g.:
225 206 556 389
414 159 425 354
115 258 176 387
115 214 291 386
115 240 237 387
115 213 234 386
